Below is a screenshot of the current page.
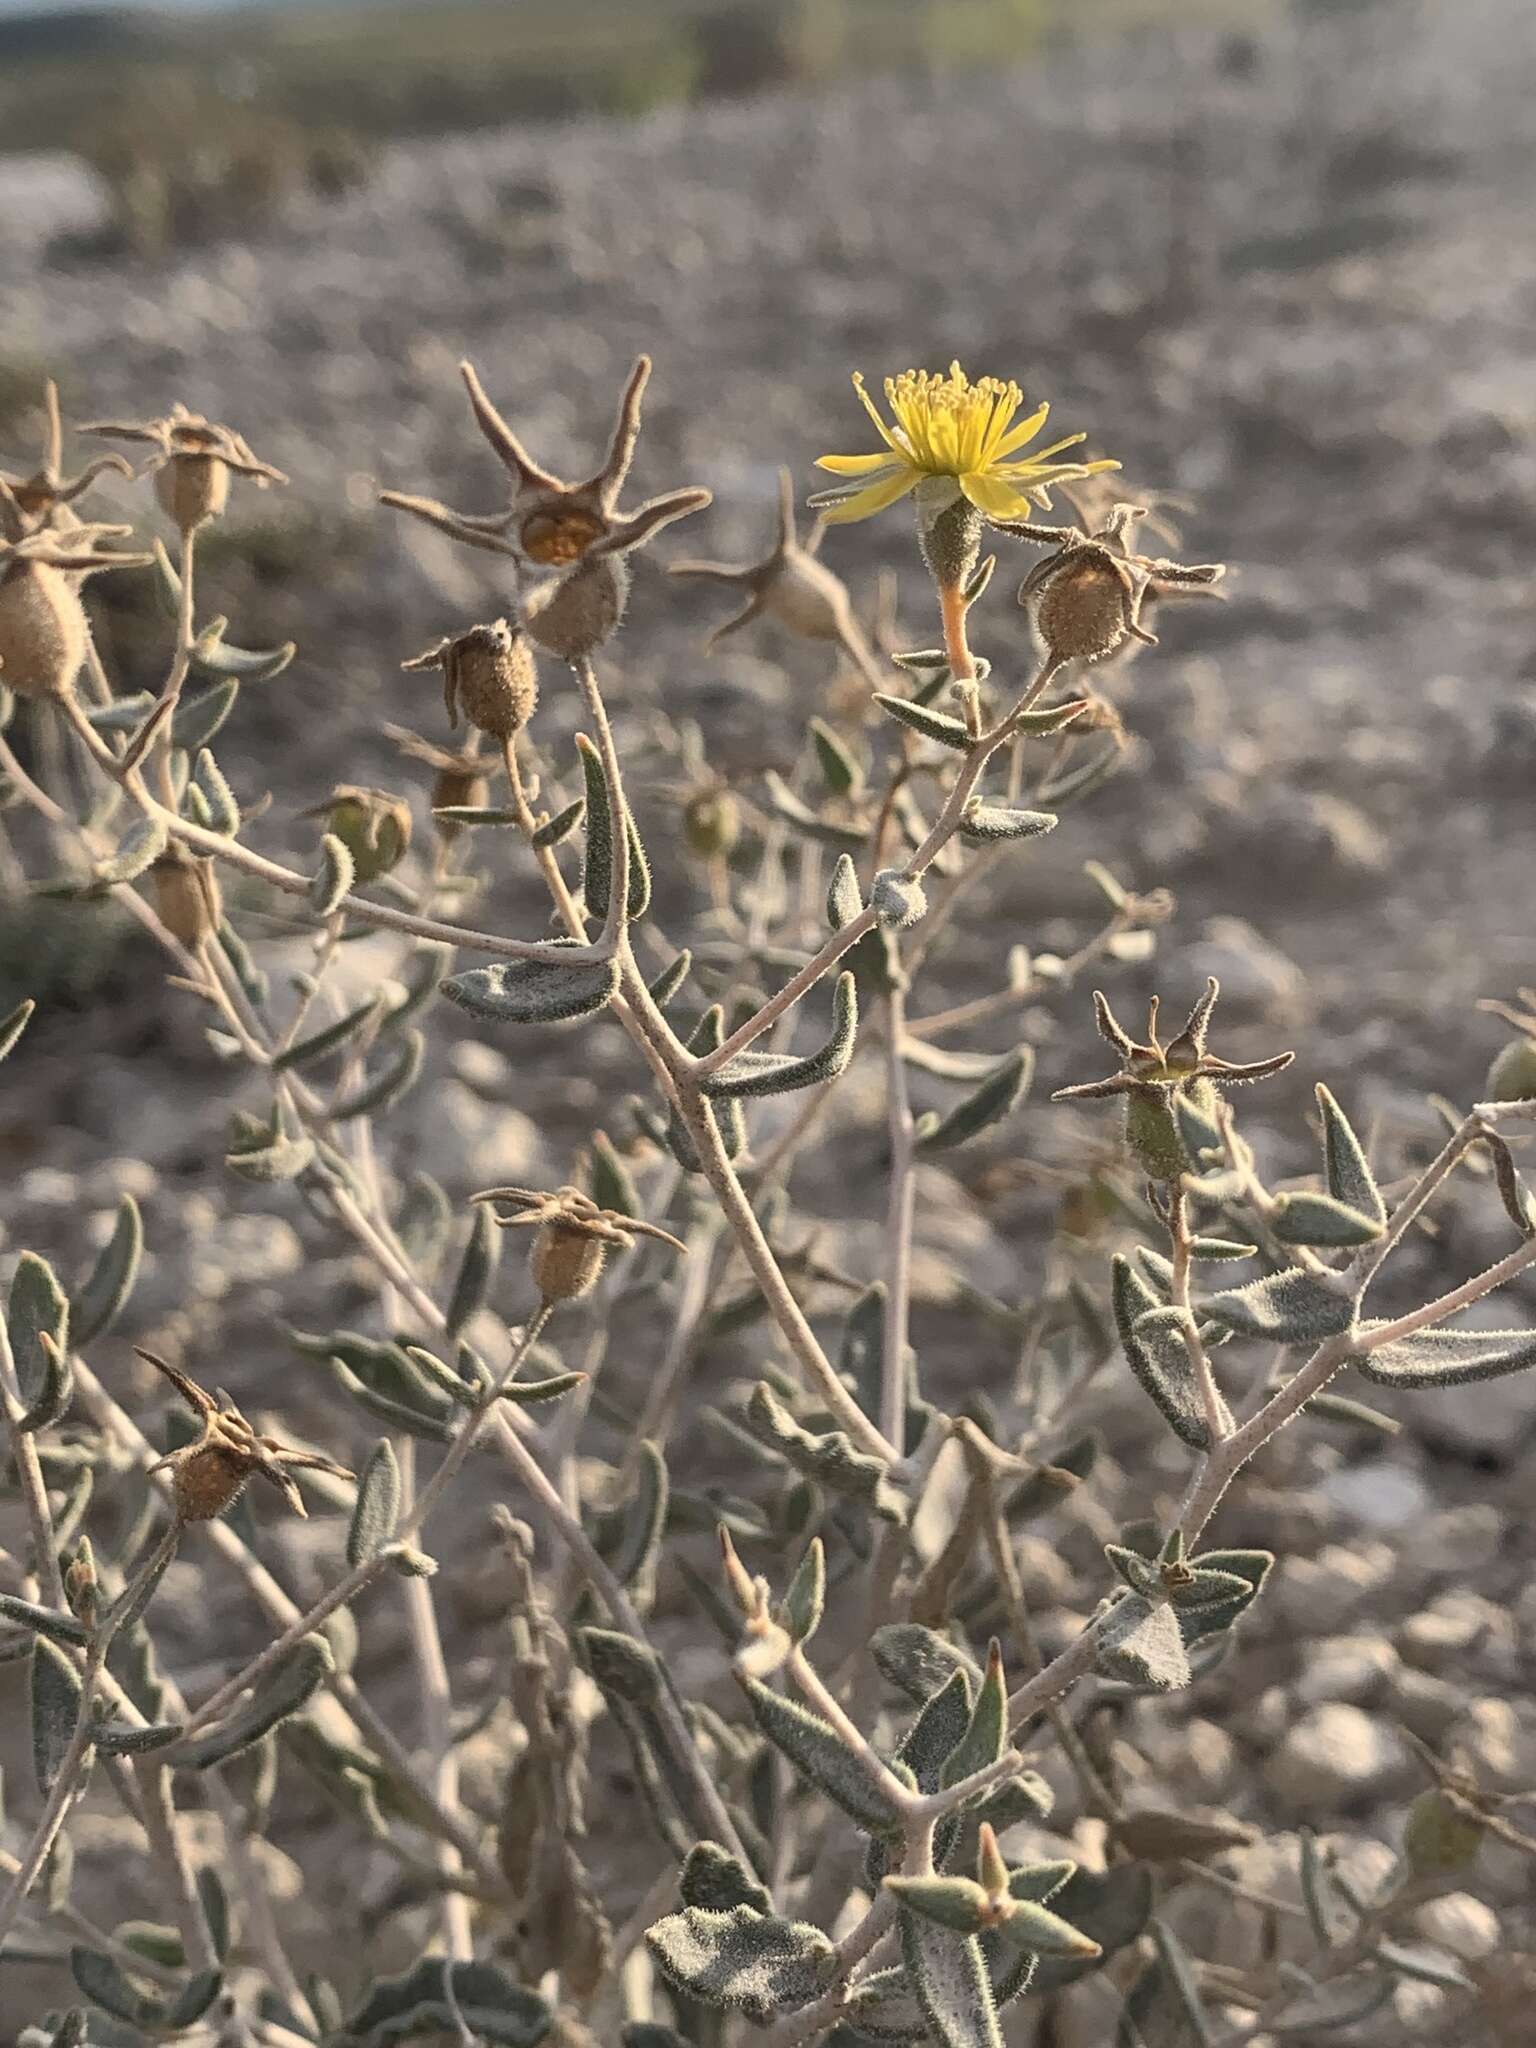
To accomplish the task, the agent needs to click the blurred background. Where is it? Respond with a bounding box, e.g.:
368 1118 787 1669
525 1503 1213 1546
2 3 1536 2029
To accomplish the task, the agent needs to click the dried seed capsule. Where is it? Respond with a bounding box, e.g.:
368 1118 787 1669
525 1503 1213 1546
154 452 230 535
325 785 413 884
151 846 222 950
520 505 605 566
452 621 538 739
0 561 88 700
169 1441 252 1523
522 557 630 660
530 1219 608 1304
1033 551 1132 663
431 764 490 816
683 787 740 860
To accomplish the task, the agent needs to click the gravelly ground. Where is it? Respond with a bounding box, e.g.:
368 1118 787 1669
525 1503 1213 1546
1 0 1534 2036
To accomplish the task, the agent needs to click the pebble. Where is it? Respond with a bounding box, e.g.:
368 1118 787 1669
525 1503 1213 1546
1320 1460 1433 1531
1457 1697 1536 1793
1292 1634 1400 1708
1271 1542 1395 1636
1397 1592 1515 1674
1414 1892 1501 1961
1263 1704 1412 1814
1390 1666 1467 1744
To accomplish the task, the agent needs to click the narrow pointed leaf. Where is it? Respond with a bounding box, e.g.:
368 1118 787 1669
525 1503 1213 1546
1112 1256 1229 1451
338 1960 550 2047
272 993 384 1072
32 1637 84 1793
873 693 972 750
1270 1191 1383 1248
916 1048 1033 1152
8 1251 69 1408
443 947 619 1026
0 997 34 1060
1354 1322 1536 1388
348 1440 401 1567
827 852 863 930
309 833 354 916
445 1202 500 1338
957 806 1057 847
745 1383 905 1523
941 1643 1007 1790
781 1540 826 1644
701 973 858 1099
739 1676 903 1832
327 1028 425 1119
810 717 862 797
166 1634 333 1768
899 1909 1002 2048
531 796 585 847
763 770 867 848
71 1196 143 1346
0 1596 89 1648
1316 1084 1386 1226
98 814 167 884
1200 1267 1357 1342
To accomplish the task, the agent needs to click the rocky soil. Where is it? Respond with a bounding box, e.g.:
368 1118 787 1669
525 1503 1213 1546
1 0 1534 2038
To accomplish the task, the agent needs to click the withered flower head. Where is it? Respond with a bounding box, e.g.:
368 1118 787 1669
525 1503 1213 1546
401 617 538 740
385 723 501 837
81 401 287 535
1398 1724 1536 1875
669 469 880 686
472 1182 687 1305
0 487 152 701
1007 502 1224 665
0 379 132 536
382 355 709 574
1053 978 1292 1182
149 843 223 950
138 1348 352 1524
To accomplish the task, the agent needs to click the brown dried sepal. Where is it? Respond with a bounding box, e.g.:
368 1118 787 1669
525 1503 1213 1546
474 1181 686 1307
137 1348 352 1525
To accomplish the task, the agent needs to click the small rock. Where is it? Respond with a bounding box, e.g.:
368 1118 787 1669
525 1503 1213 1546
1320 1460 1432 1531
1183 916 1307 1023
1457 1697 1536 1794
1402 1504 1505 1578
1272 1542 1395 1636
1398 1592 1514 1674
1264 1704 1411 1814
1390 1666 1466 1744
1414 1892 1500 1962
1160 1718 1238 1803
1293 1635 1400 1708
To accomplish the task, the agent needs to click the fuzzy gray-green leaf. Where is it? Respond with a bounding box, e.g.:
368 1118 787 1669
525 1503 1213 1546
327 1029 425 1119
1095 1596 1191 1693
1270 1191 1383 1248
1112 1256 1228 1452
443 949 619 1026
0 1595 89 1648
310 831 354 915
745 1383 905 1523
764 770 867 848
98 813 167 885
8 1251 69 1409
917 1048 1033 1153
446 1202 500 1339
1200 1267 1357 1342
167 1635 333 1768
873 692 972 750
337 1958 551 2046
870 1624 980 1703
272 992 384 1073
70 1195 143 1347
1316 1084 1386 1227
347 1440 401 1567
957 805 1057 847
645 1904 837 2024
827 852 863 931
32 1637 83 1793
702 973 858 1100
679 1841 773 1916
1354 1323 1536 1388
899 1907 1002 2048
739 1676 903 1832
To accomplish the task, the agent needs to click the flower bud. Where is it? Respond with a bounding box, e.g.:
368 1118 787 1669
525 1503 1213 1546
151 846 222 950
1486 1037 1536 1103
0 561 87 700
325 785 413 884
684 788 741 861
1124 1081 1211 1184
522 557 630 660
530 1219 608 1304
915 478 983 591
871 869 927 930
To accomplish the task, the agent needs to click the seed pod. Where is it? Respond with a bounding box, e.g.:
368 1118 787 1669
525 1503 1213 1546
522 557 630 659
452 620 539 739
154 454 230 535
150 846 222 950
520 505 606 566
0 561 88 700
170 1442 252 1523
530 1220 608 1304
326 786 413 884
684 788 741 860
1123 1082 1212 1184
431 764 490 822
1486 1037 1536 1103
1032 551 1132 662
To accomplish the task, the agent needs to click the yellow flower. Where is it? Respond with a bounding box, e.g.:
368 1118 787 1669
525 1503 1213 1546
811 362 1119 526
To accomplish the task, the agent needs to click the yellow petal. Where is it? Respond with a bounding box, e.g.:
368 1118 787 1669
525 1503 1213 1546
817 469 921 525
959 471 1033 519
851 372 902 455
989 400 1050 460
993 435 1089 480
815 452 904 476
